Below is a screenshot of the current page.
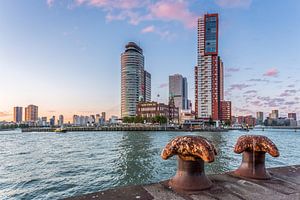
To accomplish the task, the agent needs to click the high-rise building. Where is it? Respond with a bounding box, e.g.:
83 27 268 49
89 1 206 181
50 116 55 126
58 115 64 126
101 112 106 122
288 113 297 121
270 110 279 119
25 105 38 122
13 106 23 123
220 101 231 122
195 13 228 120
121 42 151 117
144 70 151 102
256 112 264 125
169 74 188 110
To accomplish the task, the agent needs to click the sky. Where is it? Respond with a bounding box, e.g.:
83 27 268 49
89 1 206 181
1 0 300 122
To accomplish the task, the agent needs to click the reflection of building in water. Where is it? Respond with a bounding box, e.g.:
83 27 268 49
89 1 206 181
116 132 155 186
202 132 231 173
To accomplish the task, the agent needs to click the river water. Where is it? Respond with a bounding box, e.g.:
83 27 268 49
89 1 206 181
0 129 299 199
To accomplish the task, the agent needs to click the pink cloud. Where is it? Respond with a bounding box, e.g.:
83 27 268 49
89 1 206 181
149 0 197 28
263 68 279 77
215 0 252 8
47 0 55 7
159 83 168 88
0 112 11 117
141 25 155 33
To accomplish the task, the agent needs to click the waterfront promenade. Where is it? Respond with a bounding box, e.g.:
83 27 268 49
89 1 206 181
67 165 300 200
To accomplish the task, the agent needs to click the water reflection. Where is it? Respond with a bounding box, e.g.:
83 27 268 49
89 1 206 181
116 131 155 186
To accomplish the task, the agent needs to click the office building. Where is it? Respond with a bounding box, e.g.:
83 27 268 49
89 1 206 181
144 70 151 102
58 115 64 126
50 116 55 126
288 113 297 121
270 110 279 119
195 13 229 120
25 105 38 122
169 74 188 110
256 112 264 125
121 42 151 118
220 101 231 122
101 112 106 122
13 106 23 123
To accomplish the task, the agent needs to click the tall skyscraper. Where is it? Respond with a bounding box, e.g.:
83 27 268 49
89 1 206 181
13 107 23 123
144 70 151 102
169 74 188 110
256 111 264 125
195 13 228 120
121 42 151 118
25 105 38 122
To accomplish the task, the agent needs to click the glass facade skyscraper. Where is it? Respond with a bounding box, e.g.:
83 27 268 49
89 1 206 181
195 13 230 121
121 42 151 118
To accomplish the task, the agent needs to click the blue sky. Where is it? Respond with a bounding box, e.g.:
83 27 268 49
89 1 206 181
1 0 300 121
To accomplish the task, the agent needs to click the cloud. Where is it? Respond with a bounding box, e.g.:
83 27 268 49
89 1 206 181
244 90 257 94
0 112 11 117
226 67 240 72
257 96 285 107
141 25 155 33
280 89 297 97
47 0 55 7
141 25 173 38
287 84 295 88
229 83 251 90
248 78 269 83
263 68 279 77
233 106 254 115
54 0 197 28
285 101 298 106
215 0 252 8
159 83 168 88
148 0 197 28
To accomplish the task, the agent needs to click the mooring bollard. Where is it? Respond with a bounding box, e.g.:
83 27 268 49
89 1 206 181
233 135 279 179
161 136 217 192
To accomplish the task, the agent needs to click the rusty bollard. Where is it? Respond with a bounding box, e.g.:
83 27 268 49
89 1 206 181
233 135 279 179
161 136 217 192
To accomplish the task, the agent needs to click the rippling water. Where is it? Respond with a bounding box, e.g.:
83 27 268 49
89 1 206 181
0 129 299 199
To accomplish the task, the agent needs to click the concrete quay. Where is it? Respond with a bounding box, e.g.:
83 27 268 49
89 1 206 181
66 165 300 200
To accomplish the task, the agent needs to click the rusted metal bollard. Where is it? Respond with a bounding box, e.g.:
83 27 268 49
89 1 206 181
233 135 279 179
161 136 217 192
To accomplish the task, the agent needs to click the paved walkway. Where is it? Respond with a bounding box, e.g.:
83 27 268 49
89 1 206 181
66 165 300 200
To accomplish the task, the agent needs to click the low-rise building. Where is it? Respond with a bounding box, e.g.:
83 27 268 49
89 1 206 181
136 101 179 123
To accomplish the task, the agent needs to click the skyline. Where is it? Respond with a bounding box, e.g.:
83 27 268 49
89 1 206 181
1 0 300 121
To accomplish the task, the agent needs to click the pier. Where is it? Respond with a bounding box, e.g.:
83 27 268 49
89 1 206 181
66 165 300 200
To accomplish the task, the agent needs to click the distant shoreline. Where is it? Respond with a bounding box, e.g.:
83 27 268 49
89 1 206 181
21 127 229 133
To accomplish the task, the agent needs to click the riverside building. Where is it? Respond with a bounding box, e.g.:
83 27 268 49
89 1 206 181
194 13 230 121
121 42 151 118
169 74 189 111
25 105 38 122
13 106 23 123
